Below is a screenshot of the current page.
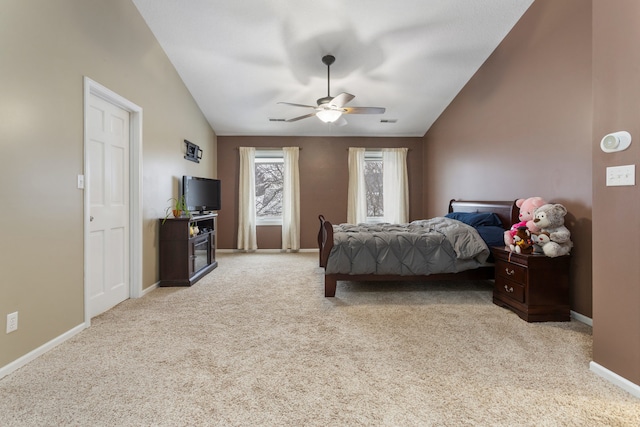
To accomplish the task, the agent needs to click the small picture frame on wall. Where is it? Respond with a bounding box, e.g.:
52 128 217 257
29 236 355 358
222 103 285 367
184 140 202 163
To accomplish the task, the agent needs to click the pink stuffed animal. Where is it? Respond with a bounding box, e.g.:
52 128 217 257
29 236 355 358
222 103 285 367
504 196 548 246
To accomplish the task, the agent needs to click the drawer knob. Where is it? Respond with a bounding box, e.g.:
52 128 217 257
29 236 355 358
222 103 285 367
505 268 515 276
504 285 514 293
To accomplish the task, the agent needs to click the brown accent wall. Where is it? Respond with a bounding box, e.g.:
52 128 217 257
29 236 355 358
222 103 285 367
592 0 640 385
422 0 593 317
217 136 423 249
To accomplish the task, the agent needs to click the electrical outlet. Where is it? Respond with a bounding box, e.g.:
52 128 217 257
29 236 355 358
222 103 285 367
7 312 18 334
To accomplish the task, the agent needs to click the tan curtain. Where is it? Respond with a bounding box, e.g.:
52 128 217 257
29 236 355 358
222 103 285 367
382 147 409 223
237 147 257 251
282 147 300 250
347 147 367 224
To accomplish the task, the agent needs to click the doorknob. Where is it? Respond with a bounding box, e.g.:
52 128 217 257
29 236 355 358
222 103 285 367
90 216 94 222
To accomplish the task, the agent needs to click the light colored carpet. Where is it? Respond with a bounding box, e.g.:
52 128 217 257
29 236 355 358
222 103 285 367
1 252 638 426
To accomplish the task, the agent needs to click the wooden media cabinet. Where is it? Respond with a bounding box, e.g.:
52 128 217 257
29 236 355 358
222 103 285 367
159 213 217 286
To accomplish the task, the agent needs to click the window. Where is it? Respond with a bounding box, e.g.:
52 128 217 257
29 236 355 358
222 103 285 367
255 150 284 225
348 147 408 224
364 150 384 220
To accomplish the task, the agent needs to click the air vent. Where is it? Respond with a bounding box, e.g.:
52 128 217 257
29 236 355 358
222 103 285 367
380 119 397 123
269 118 286 122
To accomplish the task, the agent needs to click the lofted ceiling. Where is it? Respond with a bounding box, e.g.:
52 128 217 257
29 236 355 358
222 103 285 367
131 0 533 137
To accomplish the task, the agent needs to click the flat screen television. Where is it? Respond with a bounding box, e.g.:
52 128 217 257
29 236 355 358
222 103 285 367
182 176 221 214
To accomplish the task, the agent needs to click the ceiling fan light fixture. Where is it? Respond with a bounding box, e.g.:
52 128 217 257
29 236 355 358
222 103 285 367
316 109 342 123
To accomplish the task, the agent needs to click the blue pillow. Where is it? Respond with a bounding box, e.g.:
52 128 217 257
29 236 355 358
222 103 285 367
475 225 506 247
445 212 503 227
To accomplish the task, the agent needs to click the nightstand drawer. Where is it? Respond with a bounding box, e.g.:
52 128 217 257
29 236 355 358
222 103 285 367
491 247 570 322
495 278 525 303
495 260 526 283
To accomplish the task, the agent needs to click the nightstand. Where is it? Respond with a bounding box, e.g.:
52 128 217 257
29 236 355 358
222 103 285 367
491 247 571 322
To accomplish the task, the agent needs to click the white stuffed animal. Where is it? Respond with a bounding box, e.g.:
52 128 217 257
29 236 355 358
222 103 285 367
532 204 573 257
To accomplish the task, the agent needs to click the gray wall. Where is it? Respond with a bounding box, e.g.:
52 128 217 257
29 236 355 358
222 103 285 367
0 0 216 368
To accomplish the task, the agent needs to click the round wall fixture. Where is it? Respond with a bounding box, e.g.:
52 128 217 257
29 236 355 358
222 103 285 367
600 131 632 153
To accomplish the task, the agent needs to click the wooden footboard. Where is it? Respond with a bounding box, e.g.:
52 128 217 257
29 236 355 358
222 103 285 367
317 200 517 297
322 270 495 297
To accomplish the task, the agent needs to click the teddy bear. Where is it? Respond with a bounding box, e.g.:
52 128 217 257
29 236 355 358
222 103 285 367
504 196 547 246
509 226 534 254
531 203 573 257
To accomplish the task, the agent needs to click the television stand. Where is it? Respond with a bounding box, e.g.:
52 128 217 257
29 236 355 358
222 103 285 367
159 213 217 286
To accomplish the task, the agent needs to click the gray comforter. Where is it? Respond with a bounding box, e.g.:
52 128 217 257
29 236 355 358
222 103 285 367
325 217 490 275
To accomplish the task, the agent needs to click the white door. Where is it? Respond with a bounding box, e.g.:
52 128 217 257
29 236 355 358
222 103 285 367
87 94 130 317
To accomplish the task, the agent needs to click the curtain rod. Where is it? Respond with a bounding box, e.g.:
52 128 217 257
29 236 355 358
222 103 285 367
235 147 302 150
345 147 410 151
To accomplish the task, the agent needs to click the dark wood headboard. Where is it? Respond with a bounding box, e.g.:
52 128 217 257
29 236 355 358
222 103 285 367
448 200 518 230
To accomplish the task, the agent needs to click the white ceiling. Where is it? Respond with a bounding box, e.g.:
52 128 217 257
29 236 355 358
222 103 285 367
131 0 533 137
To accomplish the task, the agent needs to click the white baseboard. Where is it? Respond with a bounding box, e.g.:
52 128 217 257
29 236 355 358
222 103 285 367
217 248 318 253
570 310 592 326
590 361 640 398
1 283 159 381
141 281 159 296
0 323 86 380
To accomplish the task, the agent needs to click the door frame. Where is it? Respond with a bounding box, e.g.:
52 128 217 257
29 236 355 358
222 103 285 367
83 76 143 326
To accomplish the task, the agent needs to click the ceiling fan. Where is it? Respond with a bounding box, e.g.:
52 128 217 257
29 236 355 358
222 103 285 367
278 54 385 125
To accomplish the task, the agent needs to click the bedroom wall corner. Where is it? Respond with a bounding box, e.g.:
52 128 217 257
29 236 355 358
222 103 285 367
421 0 593 317
591 0 640 388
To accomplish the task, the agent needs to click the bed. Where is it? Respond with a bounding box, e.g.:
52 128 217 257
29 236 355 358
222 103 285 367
317 199 518 297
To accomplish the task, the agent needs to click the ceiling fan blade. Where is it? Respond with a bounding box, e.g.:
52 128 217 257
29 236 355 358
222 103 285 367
285 112 317 122
343 106 386 114
329 92 355 108
278 102 317 109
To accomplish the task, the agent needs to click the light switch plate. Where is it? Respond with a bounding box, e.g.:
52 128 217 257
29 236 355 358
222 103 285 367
606 165 635 186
